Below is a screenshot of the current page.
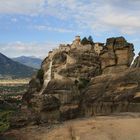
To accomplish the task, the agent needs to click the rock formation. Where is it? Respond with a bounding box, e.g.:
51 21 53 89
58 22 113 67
132 52 140 68
18 36 101 126
40 60 52 95
11 36 140 128
81 68 140 116
100 37 134 74
94 43 104 55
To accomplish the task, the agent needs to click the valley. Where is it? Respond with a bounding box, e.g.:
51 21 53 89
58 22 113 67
0 79 29 98
1 0 140 139
0 79 29 133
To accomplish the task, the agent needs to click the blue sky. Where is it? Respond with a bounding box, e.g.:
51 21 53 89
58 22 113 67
0 0 139 58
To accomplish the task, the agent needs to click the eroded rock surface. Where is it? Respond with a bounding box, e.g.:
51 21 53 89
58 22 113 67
132 52 140 68
100 37 134 74
28 79 80 123
10 36 140 128
19 37 102 125
81 68 140 116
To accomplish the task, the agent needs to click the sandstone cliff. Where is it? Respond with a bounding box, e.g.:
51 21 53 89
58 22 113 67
81 68 140 116
18 36 101 126
100 37 134 74
11 36 140 127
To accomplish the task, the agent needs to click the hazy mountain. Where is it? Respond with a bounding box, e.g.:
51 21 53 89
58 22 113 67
0 53 36 79
12 56 42 69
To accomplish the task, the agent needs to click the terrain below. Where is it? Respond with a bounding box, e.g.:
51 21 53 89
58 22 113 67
1 113 140 140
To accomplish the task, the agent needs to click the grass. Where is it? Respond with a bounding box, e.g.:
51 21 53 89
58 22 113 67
0 110 14 133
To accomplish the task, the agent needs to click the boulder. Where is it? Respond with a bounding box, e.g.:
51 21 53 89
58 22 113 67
22 77 42 103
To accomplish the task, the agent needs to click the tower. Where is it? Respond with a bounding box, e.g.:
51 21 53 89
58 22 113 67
71 36 81 49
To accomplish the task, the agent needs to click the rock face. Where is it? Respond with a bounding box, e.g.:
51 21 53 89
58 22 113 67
42 46 101 82
11 36 140 127
57 49 101 80
28 79 80 123
20 37 102 125
132 52 140 68
100 37 134 74
81 68 140 116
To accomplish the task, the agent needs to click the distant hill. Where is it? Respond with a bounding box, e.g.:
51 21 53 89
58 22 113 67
0 53 37 79
12 56 42 69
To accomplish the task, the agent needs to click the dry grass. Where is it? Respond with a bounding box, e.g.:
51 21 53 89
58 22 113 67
0 79 30 85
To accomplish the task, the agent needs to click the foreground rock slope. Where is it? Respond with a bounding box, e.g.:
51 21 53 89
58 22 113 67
2 113 140 140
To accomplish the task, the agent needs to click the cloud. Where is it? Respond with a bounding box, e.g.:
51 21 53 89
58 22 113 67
0 0 45 16
0 0 139 59
11 18 18 22
0 41 58 58
0 0 140 35
43 0 140 35
34 25 74 33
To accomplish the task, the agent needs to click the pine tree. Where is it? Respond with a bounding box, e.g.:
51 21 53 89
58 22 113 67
81 37 90 45
88 35 94 45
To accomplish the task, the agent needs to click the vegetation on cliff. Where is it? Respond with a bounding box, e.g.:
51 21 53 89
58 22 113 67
36 69 44 85
0 110 13 132
81 36 94 45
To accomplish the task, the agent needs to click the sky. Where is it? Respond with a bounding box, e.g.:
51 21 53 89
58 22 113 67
0 0 139 58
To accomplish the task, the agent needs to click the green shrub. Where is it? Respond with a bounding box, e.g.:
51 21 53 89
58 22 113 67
0 110 13 132
76 78 90 90
36 69 44 85
0 122 9 132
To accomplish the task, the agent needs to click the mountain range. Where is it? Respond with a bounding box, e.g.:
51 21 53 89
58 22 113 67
12 56 42 69
0 53 37 79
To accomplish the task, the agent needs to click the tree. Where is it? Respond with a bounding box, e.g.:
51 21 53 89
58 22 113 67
36 69 44 85
81 36 94 45
88 35 94 45
81 37 90 45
